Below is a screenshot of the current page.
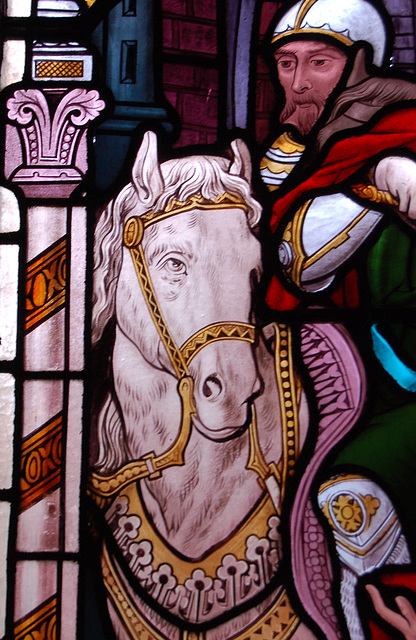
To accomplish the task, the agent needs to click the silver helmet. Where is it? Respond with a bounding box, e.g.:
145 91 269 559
271 0 389 67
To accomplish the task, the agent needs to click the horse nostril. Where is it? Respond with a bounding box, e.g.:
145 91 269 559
202 375 223 399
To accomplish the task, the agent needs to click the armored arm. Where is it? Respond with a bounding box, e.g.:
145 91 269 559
278 192 384 292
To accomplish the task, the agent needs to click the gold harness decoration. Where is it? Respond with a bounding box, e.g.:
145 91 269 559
89 194 285 504
102 541 299 640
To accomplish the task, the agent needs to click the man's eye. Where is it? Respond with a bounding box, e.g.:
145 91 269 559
163 258 187 275
279 60 293 69
311 59 327 67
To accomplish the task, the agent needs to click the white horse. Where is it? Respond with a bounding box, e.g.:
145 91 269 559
88 132 364 640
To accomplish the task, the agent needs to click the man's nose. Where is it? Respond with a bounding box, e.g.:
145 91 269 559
291 64 312 93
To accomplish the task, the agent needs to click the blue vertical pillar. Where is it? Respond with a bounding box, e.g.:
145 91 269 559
93 0 176 189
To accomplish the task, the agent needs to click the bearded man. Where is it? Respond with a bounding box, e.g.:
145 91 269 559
260 1 416 639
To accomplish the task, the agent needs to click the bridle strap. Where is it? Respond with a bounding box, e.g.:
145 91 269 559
180 322 256 365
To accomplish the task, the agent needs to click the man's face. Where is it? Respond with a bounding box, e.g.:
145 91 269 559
274 40 348 135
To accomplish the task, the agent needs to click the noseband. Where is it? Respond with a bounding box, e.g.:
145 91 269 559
89 194 281 506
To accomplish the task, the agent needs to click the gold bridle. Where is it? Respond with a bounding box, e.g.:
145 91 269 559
88 194 281 506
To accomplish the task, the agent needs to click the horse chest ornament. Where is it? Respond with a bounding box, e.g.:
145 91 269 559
88 132 309 640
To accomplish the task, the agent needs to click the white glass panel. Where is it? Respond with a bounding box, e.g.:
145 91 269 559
0 374 14 489
0 187 20 233
65 381 83 553
0 41 25 89
0 503 10 639
17 490 60 553
24 310 65 372
0 245 18 361
27 206 66 262
7 0 32 17
14 561 57 621
61 562 79 640
69 207 86 371
23 379 63 438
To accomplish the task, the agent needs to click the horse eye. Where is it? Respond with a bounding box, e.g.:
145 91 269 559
164 258 187 275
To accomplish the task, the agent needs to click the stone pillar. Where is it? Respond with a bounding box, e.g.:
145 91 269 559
93 0 176 189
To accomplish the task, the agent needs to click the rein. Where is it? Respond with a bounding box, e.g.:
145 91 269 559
89 194 286 509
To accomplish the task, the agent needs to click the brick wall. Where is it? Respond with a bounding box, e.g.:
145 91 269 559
385 0 416 71
162 0 219 147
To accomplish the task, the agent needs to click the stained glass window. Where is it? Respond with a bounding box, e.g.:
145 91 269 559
1 1 416 639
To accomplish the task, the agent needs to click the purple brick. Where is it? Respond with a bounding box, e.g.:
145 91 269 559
260 2 282 36
194 67 218 91
395 48 415 63
182 92 217 126
192 0 216 21
164 62 196 86
162 18 175 48
256 118 272 144
174 128 204 147
164 90 178 108
392 16 414 34
395 34 415 48
385 0 413 16
206 132 217 144
178 21 217 55
162 0 187 15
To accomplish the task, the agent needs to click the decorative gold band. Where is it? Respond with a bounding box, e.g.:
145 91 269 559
124 194 250 245
272 29 353 47
101 541 300 640
180 322 256 365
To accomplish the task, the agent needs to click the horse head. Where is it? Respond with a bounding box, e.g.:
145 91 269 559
92 132 264 471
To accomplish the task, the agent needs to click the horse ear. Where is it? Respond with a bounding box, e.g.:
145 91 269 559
132 131 164 205
229 138 252 184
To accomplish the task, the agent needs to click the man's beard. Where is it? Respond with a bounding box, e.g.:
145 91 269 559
280 93 326 135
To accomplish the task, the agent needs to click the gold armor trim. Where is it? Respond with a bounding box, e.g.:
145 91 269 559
271 132 305 155
319 473 368 492
260 133 305 192
272 0 353 47
288 201 310 287
102 543 300 640
273 28 353 48
324 514 399 556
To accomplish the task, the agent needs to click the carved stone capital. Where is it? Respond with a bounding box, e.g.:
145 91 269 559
5 88 105 197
